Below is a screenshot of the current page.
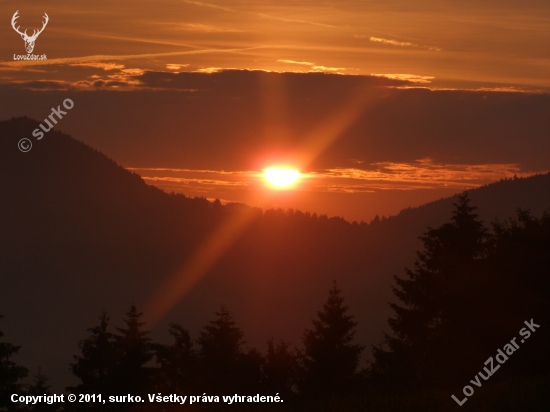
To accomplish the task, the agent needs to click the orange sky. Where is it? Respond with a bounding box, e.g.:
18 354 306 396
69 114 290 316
1 0 549 90
128 161 539 222
1 0 549 222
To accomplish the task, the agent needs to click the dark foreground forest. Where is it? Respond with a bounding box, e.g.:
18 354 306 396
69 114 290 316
2 195 549 411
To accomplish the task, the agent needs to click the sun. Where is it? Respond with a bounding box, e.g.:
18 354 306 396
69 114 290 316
264 167 301 188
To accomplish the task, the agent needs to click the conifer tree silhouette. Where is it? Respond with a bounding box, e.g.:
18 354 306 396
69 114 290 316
112 305 153 396
153 323 196 395
27 368 59 412
69 312 118 395
298 282 363 399
69 306 153 410
371 193 489 388
0 316 28 411
484 209 550 378
68 312 118 411
263 339 297 399
196 306 256 395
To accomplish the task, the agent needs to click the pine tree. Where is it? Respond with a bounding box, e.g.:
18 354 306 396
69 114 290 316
298 282 363 399
0 316 28 411
153 323 196 394
485 209 550 379
69 306 154 408
263 339 297 399
27 368 59 412
196 306 251 394
113 305 154 396
371 193 489 388
68 312 118 397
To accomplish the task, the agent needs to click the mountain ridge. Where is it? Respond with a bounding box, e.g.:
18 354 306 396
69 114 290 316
1 117 549 389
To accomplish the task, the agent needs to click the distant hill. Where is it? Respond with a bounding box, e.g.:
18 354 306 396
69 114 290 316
1 117 549 389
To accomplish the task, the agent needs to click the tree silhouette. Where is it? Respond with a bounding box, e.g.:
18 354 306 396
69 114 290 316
69 306 153 410
112 305 154 396
69 312 118 396
298 282 363 399
196 306 257 394
371 193 490 388
0 316 28 411
483 209 550 378
263 339 297 399
153 323 196 395
68 312 119 411
27 368 59 412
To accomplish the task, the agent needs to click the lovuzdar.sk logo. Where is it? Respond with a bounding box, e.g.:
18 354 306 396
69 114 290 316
11 10 49 61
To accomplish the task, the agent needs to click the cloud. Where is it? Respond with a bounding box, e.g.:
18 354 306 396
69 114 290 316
176 23 247 33
127 167 252 175
181 0 235 12
128 161 544 196
128 167 257 194
277 59 315 66
122 69 411 93
69 67 147 90
474 86 539 93
368 36 442 52
182 0 336 28
314 161 541 192
10 66 147 91
0 46 265 69
195 67 226 73
371 73 435 84
166 64 190 71
142 176 247 186
51 28 202 49
257 13 337 29
370 37 416 48
5 67 408 92
277 59 347 73
4 80 73 91
0 64 46 73
310 65 346 72
69 63 125 71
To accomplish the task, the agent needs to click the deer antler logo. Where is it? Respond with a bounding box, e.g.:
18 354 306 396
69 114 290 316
11 11 49 54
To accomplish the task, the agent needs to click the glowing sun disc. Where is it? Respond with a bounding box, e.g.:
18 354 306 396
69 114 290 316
264 167 300 187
